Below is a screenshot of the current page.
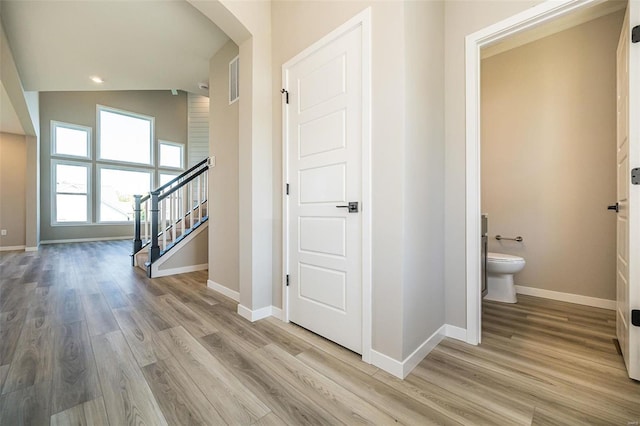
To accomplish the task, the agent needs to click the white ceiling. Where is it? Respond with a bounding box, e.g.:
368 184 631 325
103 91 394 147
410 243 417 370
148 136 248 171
0 0 229 95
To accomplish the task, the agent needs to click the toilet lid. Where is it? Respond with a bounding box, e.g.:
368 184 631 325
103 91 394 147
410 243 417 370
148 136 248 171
488 252 524 262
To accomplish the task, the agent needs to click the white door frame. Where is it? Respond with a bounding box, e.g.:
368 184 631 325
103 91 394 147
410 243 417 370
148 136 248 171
464 0 607 345
281 8 372 362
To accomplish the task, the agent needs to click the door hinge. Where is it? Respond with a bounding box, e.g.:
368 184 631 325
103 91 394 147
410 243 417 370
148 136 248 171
281 88 289 104
632 310 640 327
632 26 640 44
286 183 289 195
286 274 290 286
632 168 640 185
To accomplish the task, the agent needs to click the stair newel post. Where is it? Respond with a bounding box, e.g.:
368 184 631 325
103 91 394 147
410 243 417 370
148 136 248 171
149 190 161 264
132 194 143 265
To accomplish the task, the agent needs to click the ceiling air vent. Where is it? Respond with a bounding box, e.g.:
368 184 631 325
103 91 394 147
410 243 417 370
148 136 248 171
229 56 239 104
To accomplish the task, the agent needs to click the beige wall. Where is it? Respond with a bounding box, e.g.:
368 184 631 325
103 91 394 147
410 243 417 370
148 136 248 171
0 132 26 247
481 11 623 301
39 90 187 242
444 0 543 329
209 40 240 292
158 226 208 270
271 1 446 361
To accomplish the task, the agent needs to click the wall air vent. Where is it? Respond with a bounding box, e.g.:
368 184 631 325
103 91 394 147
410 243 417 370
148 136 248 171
229 56 239 104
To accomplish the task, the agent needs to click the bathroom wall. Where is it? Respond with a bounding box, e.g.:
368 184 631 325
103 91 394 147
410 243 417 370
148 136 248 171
481 11 624 301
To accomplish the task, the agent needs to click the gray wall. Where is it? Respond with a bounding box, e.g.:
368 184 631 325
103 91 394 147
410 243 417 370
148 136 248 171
39 90 187 242
444 0 543 329
270 1 446 361
209 40 240 291
481 11 623 301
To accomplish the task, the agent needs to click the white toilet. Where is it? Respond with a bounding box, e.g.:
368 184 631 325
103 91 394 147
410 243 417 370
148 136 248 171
485 252 526 303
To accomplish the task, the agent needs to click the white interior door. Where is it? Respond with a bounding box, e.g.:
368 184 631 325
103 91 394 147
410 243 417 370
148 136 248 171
284 23 363 354
616 2 639 381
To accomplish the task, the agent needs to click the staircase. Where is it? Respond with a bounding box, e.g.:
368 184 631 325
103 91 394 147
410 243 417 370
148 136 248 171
131 158 209 278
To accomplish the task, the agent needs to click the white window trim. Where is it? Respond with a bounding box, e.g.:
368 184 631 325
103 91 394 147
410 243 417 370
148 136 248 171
229 55 239 105
51 120 92 160
51 159 92 226
96 104 155 167
96 163 153 224
158 140 185 171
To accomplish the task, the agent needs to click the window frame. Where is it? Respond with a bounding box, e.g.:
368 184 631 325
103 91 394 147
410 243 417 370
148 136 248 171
96 104 155 167
96 164 154 224
158 140 185 171
51 120 92 160
51 159 92 226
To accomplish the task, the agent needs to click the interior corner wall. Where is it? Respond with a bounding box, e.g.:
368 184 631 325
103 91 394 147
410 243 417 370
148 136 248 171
402 0 446 359
481 11 623 301
444 0 544 329
0 132 27 248
209 40 240 293
271 1 407 360
39 91 188 242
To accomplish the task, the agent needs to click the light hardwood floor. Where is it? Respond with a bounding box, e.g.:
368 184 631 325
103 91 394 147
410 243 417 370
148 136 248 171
0 241 638 425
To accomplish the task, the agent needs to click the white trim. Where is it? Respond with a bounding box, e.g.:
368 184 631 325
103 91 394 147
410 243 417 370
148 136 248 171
281 7 373 363
50 120 91 160
152 263 208 278
237 304 272 322
515 285 616 310
96 104 155 167
207 279 240 302
371 325 446 379
0 245 26 252
40 236 131 244
445 324 467 342
271 306 284 321
25 246 39 252
465 0 603 346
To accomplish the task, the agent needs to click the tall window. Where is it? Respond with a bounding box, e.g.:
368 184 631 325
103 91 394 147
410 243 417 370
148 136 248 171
97 105 153 165
52 160 90 223
159 140 184 169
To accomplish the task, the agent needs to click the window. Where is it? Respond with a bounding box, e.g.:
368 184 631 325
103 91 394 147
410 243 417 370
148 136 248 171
229 55 239 104
99 167 152 222
97 105 153 165
159 141 184 169
52 160 90 223
159 172 179 187
51 121 90 158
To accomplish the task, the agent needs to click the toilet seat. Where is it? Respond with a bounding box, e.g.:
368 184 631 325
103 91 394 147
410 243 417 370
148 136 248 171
488 252 524 263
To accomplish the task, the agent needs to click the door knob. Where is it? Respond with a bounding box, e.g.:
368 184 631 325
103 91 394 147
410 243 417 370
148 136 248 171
336 202 359 213
607 203 619 213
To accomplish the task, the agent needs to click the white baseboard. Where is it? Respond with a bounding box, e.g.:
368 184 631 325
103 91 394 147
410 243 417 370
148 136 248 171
237 304 272 322
24 246 39 252
153 263 207 278
207 280 239 302
40 236 131 244
515 285 615 310
271 306 284 321
371 324 446 379
0 245 26 252
445 324 467 341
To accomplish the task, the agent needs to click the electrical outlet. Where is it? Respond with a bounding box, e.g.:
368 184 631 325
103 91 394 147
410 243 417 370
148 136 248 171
0 229 6 236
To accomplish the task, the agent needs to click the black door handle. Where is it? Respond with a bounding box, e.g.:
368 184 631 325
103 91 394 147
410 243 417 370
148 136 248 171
336 202 359 213
607 203 619 213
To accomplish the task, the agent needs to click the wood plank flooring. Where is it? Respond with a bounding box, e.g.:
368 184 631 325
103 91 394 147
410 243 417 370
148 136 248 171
0 241 639 425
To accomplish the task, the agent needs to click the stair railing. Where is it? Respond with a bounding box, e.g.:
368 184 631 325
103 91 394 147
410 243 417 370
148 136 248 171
133 158 209 268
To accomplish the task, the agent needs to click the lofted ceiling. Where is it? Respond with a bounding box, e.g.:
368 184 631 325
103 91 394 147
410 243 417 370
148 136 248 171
0 0 229 95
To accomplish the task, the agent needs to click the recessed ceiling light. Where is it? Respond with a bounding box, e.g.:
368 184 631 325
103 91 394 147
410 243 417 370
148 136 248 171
90 76 104 84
